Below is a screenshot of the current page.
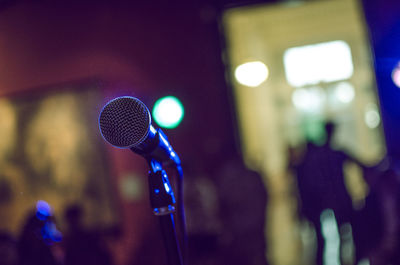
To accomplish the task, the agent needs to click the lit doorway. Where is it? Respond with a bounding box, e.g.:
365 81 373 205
222 1 386 264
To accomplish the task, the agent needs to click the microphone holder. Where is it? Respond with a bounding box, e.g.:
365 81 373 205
147 159 184 265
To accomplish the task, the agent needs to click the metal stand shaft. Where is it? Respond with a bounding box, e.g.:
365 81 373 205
148 160 184 265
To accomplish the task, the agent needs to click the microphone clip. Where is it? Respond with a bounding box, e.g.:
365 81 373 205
130 127 181 167
148 161 176 216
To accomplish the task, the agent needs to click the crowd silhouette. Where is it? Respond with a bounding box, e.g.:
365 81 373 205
17 210 61 265
353 161 400 265
0 203 114 265
291 121 400 265
214 151 268 265
63 204 113 265
182 143 269 265
1 122 400 265
293 122 359 265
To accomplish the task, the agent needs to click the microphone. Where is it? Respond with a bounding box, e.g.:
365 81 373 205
99 96 186 265
98 96 181 166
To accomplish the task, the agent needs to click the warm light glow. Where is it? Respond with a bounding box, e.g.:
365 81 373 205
328 82 355 110
364 104 380 129
152 96 184 129
284 40 354 87
321 209 340 265
334 82 355 103
391 63 400 88
234 61 269 87
292 87 326 113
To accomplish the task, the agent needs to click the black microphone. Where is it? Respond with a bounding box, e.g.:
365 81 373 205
98 96 181 166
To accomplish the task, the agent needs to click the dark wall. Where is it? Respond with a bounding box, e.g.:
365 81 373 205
362 0 400 158
0 0 237 165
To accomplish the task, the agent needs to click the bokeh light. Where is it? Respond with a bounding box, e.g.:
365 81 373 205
292 87 326 113
284 40 354 87
334 82 355 104
364 104 381 129
234 61 269 87
391 63 400 88
152 96 184 129
36 200 52 220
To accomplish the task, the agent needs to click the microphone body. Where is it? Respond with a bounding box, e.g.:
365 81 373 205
130 124 181 166
98 96 180 166
99 96 185 265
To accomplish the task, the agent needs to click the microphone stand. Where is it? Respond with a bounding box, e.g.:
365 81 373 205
147 159 184 265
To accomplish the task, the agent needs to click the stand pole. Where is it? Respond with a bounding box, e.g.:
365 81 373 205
147 160 184 265
159 214 183 265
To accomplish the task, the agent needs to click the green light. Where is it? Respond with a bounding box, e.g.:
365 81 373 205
152 96 184 129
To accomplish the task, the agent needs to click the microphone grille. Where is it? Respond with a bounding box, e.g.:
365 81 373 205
99 96 151 148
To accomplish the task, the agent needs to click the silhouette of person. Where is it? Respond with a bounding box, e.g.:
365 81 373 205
183 162 222 265
352 159 400 265
63 204 113 265
214 145 269 265
17 210 60 265
295 122 361 265
0 231 17 265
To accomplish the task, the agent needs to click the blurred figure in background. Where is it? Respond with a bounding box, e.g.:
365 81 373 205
0 231 17 265
352 158 400 265
17 209 61 265
63 204 113 265
183 161 222 265
214 144 269 265
295 122 362 265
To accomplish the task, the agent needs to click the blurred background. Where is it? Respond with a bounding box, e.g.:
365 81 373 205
0 0 399 265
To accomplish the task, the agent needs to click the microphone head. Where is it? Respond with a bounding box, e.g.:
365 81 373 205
99 96 151 148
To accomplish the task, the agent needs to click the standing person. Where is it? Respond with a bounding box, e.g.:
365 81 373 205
0 231 17 265
183 165 222 265
295 122 361 265
352 162 400 265
214 144 269 265
17 210 60 265
63 204 113 265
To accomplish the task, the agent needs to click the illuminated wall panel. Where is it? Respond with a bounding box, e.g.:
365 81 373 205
0 85 117 234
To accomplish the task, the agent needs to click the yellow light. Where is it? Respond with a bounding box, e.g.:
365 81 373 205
334 82 355 104
234 61 269 87
283 40 354 87
364 104 380 129
292 86 326 113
